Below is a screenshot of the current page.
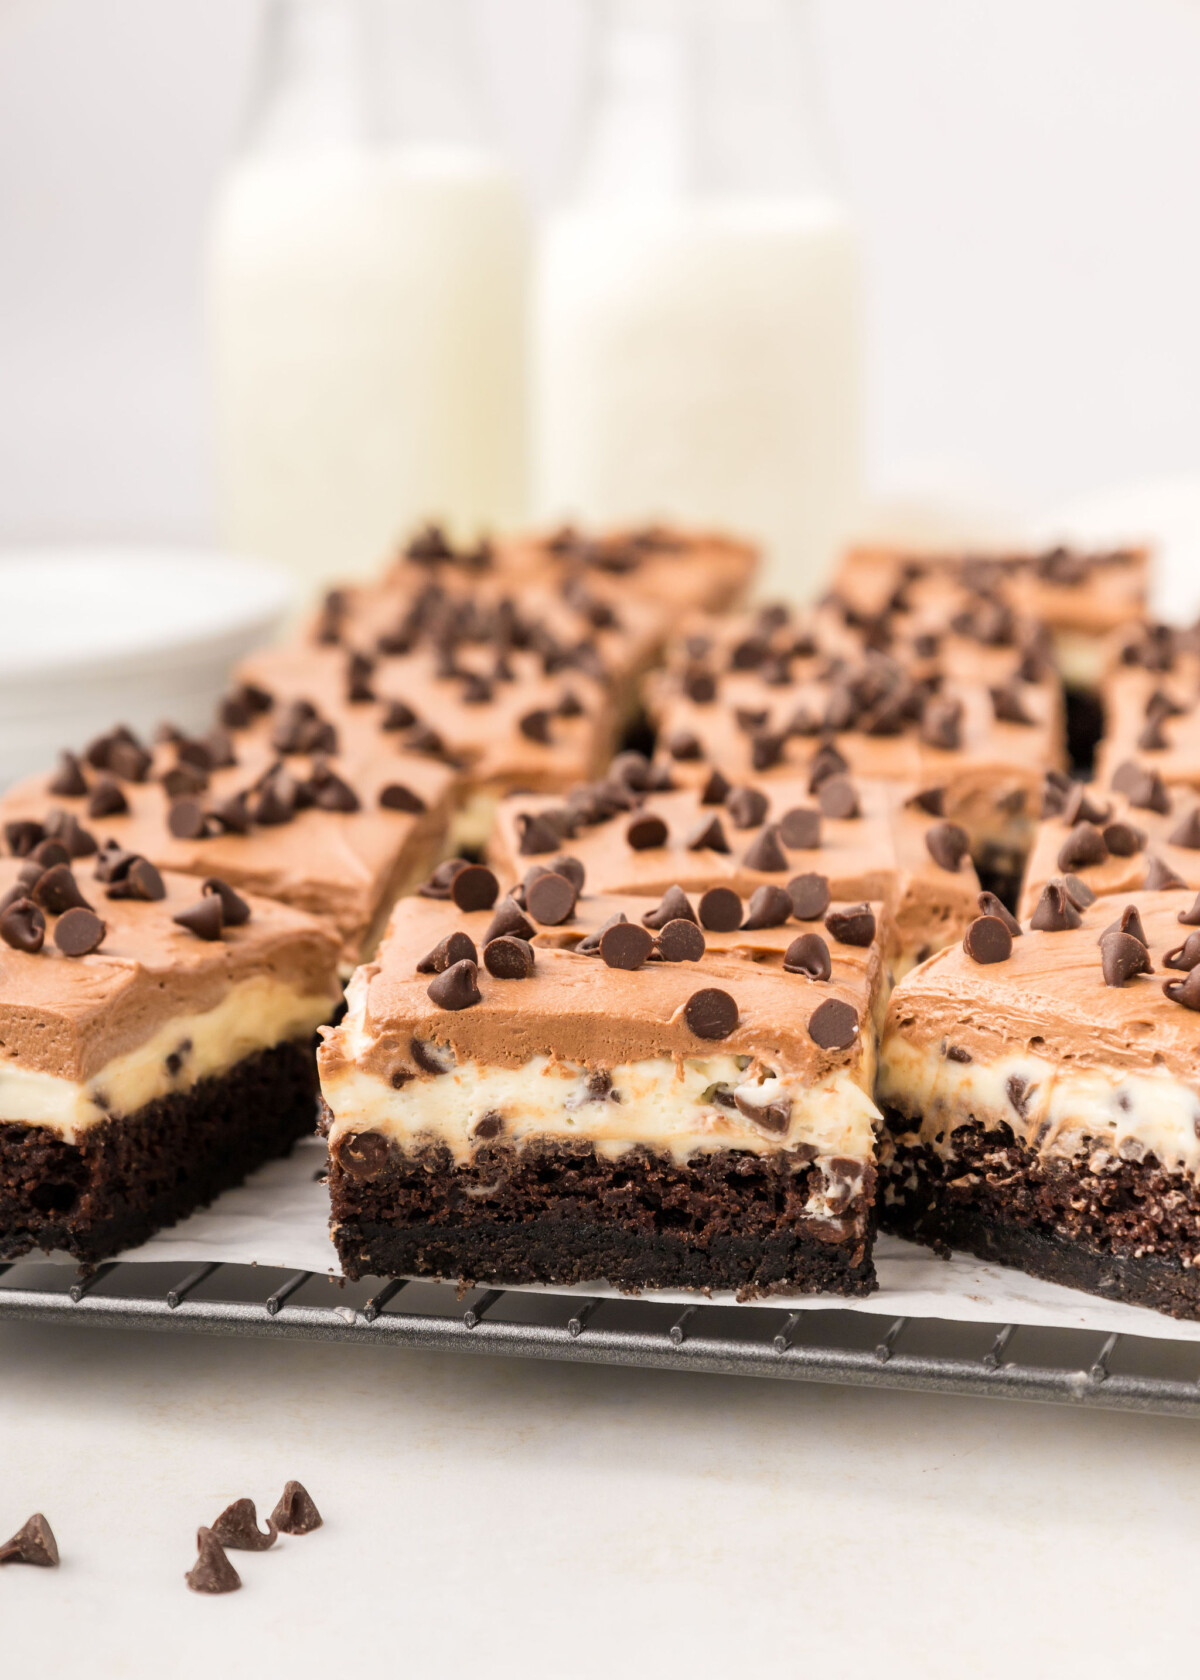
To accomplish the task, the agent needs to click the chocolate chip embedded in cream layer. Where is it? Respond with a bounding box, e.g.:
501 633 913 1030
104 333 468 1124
319 880 887 1298
1 709 453 973
877 886 1200 1320
488 766 979 972
0 856 340 1263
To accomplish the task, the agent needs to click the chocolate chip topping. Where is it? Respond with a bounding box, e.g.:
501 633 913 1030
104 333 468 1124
1063 874 1096 908
186 1528 241 1594
1163 967 1200 1010
1169 807 1200 850
778 807 821 850
450 864 499 913
963 914 1013 964
816 775 860 820
697 886 742 932
1145 852 1188 892
807 997 858 1051
989 682 1035 726
699 768 731 806
600 921 654 970
642 884 696 930
211 1499 278 1552
1101 929 1153 987
167 798 207 841
525 871 577 926
1100 903 1149 947
172 896 225 942
725 786 769 830
667 729 704 761
1164 929 1200 971
1030 879 1082 931
1111 760 1171 814
684 813 730 853
920 696 963 751
908 787 946 818
418 857 469 899
807 742 848 792
519 708 554 744
483 899 535 944
783 932 831 979
625 814 669 851
655 919 705 962
87 777 128 820
0 1514 59 1568
788 872 831 921
823 902 876 947
105 856 165 902
1103 820 1146 857
1062 785 1112 827
53 906 106 956
48 751 89 798
1178 891 1200 927
203 877 251 925
427 957 482 1010
741 825 789 873
484 935 535 978
684 667 717 703
0 899 45 953
378 783 427 816
31 864 91 916
684 988 739 1040
381 699 417 731
977 891 1022 936
925 821 970 873
1057 821 1108 871
741 884 793 930
417 930 478 974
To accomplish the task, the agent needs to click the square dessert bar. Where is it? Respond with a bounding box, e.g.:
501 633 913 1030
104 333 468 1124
1 701 455 971
319 867 888 1298
878 884 1200 1319
0 854 340 1263
1095 627 1200 795
489 761 980 972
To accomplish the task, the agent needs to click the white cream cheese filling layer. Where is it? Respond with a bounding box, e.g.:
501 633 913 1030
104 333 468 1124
0 978 332 1142
879 1036 1200 1176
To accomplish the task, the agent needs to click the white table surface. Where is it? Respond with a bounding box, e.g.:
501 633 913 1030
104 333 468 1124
1 1318 1191 1678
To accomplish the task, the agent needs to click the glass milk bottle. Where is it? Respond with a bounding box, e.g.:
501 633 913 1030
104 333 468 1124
536 0 861 599
208 0 529 602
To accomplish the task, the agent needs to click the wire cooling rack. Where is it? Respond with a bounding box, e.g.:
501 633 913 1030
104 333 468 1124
2 1256 1200 1416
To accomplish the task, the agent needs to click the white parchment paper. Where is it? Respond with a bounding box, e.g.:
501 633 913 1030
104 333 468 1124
108 1135 1200 1343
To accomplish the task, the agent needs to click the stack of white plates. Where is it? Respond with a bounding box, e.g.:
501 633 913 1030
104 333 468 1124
0 547 292 790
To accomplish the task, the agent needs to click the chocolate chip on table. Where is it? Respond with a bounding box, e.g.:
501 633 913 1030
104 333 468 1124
87 777 128 820
783 932 831 979
484 935 535 978
0 899 45 953
186 1528 241 1594
741 885 793 930
684 814 730 853
807 996 858 1051
525 871 577 926
625 814 668 850
778 807 820 850
699 768 731 806
519 708 553 744
697 887 742 932
788 873 831 921
824 903 876 947
925 821 970 873
816 775 860 820
684 988 739 1040
211 1498 277 1552
450 864 499 913
1029 879 1082 931
379 782 427 814
1101 929 1153 987
53 906 106 956
655 918 705 962
642 884 696 930
963 914 1013 965
599 920 655 970
1144 852 1187 892
417 931 478 974
1103 821 1146 857
271 1481 323 1536
426 957 482 1009
724 786 769 830
1100 903 1149 947
0 1514 59 1568
48 751 89 798
1057 821 1108 871
977 891 1022 936
483 899 535 943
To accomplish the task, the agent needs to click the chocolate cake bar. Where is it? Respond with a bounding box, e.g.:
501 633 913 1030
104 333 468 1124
489 760 980 972
0 854 340 1262
319 868 887 1297
878 883 1200 1319
1 704 454 971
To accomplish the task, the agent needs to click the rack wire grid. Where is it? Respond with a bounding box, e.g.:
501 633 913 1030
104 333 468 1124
2 1255 1200 1415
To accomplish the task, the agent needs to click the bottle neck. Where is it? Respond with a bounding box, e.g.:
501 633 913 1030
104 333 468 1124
574 0 837 206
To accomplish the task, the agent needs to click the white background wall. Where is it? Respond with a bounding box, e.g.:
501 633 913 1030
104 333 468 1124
1 0 1199 545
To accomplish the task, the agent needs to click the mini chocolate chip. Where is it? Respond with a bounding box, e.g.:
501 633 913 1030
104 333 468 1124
312 772 360 813
105 857 165 902
699 768 731 805
1137 714 1169 751
410 1036 452 1075
417 931 478 974
788 873 831 921
1111 760 1171 814
600 921 654 969
418 858 469 900
683 667 717 703
741 884 793 930
54 906 106 956
211 1499 278 1553
642 884 696 930
108 738 152 782
742 825 789 873
1103 821 1146 857
1165 929 1200 970
1063 874 1096 908
684 988 739 1040
1029 880 1082 931
186 1528 241 1594
908 787 945 817
945 1044 972 1063
736 709 769 734
87 777 128 819
1163 967 1200 1009
807 997 858 1051
920 696 963 751
379 782 427 814
1101 929 1153 987
725 786 769 829
450 864 499 913
807 742 848 792
30 839 69 869
162 764 207 801
473 1110 504 1141
525 871 577 926
1145 853 1187 892
201 878 251 925
1100 903 1149 948
167 798 207 840
519 708 554 744
925 821 970 873
734 1092 792 1133
1057 821 1108 871
0 1514 59 1568
48 751 89 798
655 919 706 962
667 730 703 761
427 957 482 1009
546 855 585 896
698 887 742 932
210 791 252 835
1178 892 1200 927
824 902 876 946
990 682 1035 726
626 814 668 850
0 899 45 953
381 699 417 732
1062 786 1112 827
1006 1075 1032 1117
484 935 535 978
977 891 1022 936
750 732 786 773
1169 808 1200 850
576 910 626 955
685 813 730 853
483 899 535 943
172 897 224 942
45 812 97 859
963 914 1013 964
783 932 831 979
817 775 860 820
516 813 564 856
778 807 821 850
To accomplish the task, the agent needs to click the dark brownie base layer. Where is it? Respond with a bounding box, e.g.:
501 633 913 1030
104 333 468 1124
881 1109 1200 1320
0 1039 319 1264
329 1134 877 1299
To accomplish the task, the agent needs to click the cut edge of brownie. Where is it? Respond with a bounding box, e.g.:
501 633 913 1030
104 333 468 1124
0 1038 320 1264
